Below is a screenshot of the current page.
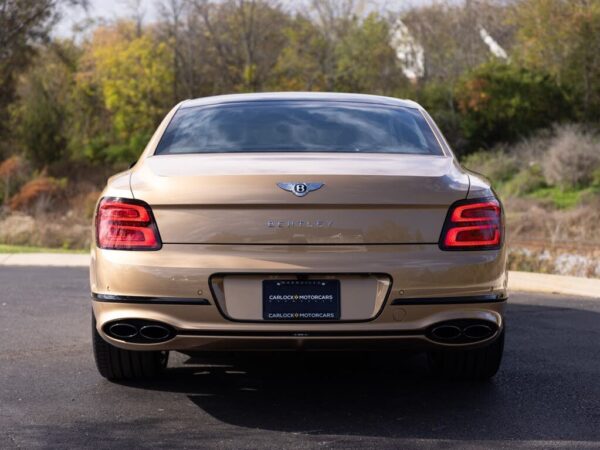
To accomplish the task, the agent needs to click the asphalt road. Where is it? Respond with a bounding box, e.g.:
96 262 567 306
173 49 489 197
1 267 599 449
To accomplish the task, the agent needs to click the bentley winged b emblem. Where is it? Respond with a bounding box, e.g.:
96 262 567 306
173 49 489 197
277 182 325 197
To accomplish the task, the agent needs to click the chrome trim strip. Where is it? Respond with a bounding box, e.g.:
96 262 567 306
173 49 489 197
92 293 211 305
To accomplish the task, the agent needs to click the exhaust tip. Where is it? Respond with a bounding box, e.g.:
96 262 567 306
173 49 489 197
431 325 462 341
463 324 494 340
103 319 175 343
139 325 172 341
108 323 138 339
427 319 498 344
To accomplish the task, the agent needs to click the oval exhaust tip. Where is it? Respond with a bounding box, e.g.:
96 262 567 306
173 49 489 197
139 325 171 341
463 324 494 340
431 325 462 341
108 323 138 339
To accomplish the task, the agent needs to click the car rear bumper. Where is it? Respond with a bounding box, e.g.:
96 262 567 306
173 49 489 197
92 297 506 351
91 243 507 351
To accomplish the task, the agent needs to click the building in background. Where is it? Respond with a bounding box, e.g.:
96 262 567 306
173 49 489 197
391 18 507 82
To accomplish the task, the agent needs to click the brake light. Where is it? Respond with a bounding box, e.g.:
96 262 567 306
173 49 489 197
96 198 162 250
439 198 502 250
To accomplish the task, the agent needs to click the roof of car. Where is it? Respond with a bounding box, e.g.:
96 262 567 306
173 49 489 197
181 92 422 109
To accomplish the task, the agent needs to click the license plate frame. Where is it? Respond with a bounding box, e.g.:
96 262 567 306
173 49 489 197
262 279 341 321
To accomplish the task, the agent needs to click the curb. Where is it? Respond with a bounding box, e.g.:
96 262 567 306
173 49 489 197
1 253 598 300
0 253 90 267
508 271 600 300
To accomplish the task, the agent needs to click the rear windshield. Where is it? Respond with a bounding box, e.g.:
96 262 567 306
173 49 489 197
155 101 444 155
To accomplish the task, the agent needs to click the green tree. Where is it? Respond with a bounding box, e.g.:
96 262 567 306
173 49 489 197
414 81 466 152
82 22 175 163
10 43 77 170
0 0 85 158
456 61 571 152
510 0 600 120
335 13 406 94
272 9 406 94
270 15 328 91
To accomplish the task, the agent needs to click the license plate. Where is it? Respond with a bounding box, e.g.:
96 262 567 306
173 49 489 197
263 279 340 321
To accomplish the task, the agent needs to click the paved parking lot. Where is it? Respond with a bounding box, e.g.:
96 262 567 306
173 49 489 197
1 266 599 449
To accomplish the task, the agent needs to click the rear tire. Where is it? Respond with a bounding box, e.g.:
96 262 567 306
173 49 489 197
427 328 504 381
92 315 169 381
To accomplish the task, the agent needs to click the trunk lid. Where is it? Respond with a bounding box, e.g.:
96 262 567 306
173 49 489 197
130 153 469 245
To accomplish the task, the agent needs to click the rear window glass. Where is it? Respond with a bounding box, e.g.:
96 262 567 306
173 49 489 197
155 101 444 156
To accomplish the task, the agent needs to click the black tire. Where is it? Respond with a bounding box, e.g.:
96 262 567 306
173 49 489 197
427 328 504 381
92 315 169 381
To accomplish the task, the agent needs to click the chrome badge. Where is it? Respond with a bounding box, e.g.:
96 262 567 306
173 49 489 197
277 182 324 197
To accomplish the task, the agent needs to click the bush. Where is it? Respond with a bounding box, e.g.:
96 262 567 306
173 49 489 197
0 155 27 205
456 61 571 152
508 129 555 162
0 212 91 248
528 186 586 209
9 175 67 213
503 164 547 196
507 248 555 274
414 82 466 152
83 191 101 219
592 169 600 189
543 125 600 189
461 149 519 185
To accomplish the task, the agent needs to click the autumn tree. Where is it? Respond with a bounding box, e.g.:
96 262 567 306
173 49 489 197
80 21 175 163
401 0 513 151
510 0 600 120
10 42 78 170
0 0 87 157
456 61 570 151
308 0 368 90
156 0 223 99
270 14 329 91
272 1 404 93
335 13 406 94
192 0 290 92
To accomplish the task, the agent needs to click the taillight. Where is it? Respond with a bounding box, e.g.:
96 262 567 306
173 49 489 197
439 198 502 250
96 198 162 250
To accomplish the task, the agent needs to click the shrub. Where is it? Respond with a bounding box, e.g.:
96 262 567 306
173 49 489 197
543 125 600 189
103 132 152 165
528 186 585 209
0 212 91 248
414 82 466 152
503 164 547 197
9 175 67 213
456 61 571 152
0 214 37 245
83 191 101 219
507 248 555 274
0 156 23 179
592 168 600 189
461 149 519 184
0 156 27 205
509 129 555 162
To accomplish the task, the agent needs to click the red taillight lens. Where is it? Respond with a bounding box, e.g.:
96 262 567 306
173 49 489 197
440 198 502 250
96 198 161 250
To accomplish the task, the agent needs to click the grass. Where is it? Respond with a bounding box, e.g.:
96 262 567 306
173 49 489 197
0 244 88 254
527 186 596 209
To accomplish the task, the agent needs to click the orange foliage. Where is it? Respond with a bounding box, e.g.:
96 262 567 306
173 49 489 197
457 78 490 113
9 176 64 211
0 156 23 179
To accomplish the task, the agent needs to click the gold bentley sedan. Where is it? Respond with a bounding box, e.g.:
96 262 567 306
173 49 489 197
91 93 506 381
